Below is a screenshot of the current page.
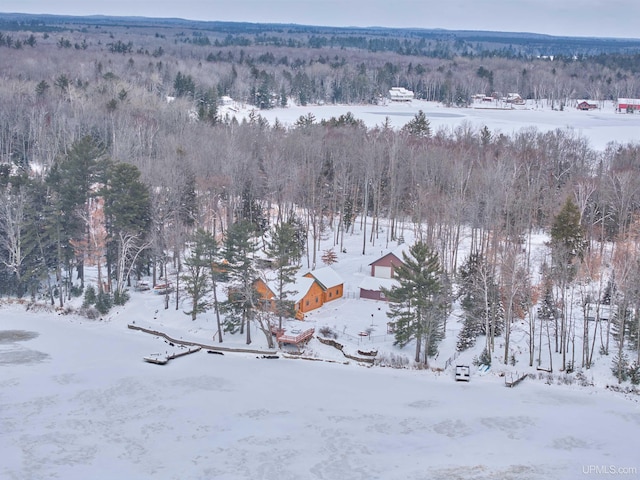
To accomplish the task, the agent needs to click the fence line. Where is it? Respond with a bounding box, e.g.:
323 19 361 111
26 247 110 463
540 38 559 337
444 351 460 370
339 330 392 345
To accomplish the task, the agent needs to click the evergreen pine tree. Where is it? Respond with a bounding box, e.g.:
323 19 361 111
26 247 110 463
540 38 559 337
401 110 431 138
550 197 586 281
266 220 301 330
102 163 151 297
382 241 447 365
611 352 629 383
456 253 503 351
238 182 268 236
223 220 260 344
83 284 97 307
182 229 211 321
200 230 225 343
628 361 640 385
50 136 108 286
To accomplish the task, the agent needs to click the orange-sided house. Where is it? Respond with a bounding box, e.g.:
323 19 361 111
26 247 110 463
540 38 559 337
304 266 344 304
254 277 277 311
254 275 325 320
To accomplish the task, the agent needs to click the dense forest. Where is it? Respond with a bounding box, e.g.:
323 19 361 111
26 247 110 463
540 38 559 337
1 14 640 374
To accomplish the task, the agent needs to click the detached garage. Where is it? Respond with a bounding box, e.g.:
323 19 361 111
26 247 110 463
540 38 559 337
369 252 403 278
359 276 399 301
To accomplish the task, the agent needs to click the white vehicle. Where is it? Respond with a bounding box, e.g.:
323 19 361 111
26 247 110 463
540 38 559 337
455 365 471 382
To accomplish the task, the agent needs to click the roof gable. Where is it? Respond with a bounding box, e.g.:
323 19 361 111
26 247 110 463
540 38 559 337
369 251 404 267
304 266 343 289
289 277 318 302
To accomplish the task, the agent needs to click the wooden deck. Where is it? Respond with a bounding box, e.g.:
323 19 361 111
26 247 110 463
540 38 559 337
276 328 315 348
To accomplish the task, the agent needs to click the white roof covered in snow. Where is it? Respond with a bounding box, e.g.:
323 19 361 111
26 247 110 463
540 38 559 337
306 266 343 289
358 276 399 291
289 276 316 302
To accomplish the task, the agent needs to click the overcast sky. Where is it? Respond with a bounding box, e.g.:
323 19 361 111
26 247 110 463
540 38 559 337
2 0 639 39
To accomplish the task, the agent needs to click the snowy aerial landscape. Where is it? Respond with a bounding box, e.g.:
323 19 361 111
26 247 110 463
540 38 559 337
3 11 640 477
0 15 640 480
2 192 640 479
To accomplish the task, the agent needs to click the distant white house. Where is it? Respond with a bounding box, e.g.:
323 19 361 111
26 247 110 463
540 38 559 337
389 87 414 102
505 93 524 105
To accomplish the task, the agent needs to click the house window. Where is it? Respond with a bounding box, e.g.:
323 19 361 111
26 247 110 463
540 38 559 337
329 292 332 298
316 296 319 303
306 300 309 306
336 288 339 294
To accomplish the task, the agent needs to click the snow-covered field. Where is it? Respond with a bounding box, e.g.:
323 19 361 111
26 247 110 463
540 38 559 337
2 102 640 479
222 98 640 151
2 303 639 480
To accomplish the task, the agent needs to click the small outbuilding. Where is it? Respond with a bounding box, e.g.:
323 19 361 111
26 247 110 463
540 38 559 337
576 100 598 110
618 98 640 112
369 251 404 279
358 276 399 301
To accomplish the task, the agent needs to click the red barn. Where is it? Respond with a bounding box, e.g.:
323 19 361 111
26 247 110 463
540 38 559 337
369 251 404 278
576 100 597 111
618 98 640 112
359 248 406 300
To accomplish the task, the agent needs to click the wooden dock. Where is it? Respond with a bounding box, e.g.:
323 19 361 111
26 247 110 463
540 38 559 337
144 346 201 365
505 372 528 387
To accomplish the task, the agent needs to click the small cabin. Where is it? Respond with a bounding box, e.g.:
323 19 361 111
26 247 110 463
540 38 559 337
576 100 598 111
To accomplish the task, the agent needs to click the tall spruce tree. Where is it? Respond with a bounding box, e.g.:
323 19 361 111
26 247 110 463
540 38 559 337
456 253 503 353
200 229 225 343
53 136 108 286
182 229 211 321
102 163 151 298
550 197 586 370
223 220 260 344
401 110 431 138
382 241 447 365
266 220 302 330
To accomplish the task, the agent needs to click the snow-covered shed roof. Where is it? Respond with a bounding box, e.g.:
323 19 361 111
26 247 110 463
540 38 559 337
358 276 399 292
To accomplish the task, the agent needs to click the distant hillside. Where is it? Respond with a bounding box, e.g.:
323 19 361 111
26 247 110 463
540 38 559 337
1 12 640 56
